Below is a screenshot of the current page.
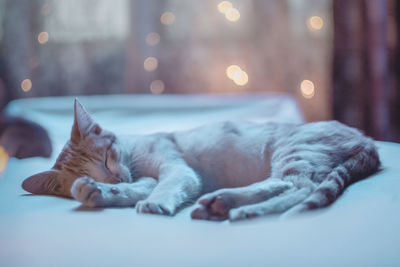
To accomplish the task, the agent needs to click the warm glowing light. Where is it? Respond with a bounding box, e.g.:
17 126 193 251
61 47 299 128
146 32 160 47
0 146 9 173
226 65 241 80
160 12 175 25
150 80 165 94
226 65 248 86
225 8 240 22
143 57 158 71
307 16 324 31
300 79 315 99
41 3 51 16
218 1 233 14
233 70 249 86
21 79 32 92
38 32 49 44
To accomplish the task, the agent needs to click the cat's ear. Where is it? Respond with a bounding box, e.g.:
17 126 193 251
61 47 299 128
22 170 63 195
71 98 102 142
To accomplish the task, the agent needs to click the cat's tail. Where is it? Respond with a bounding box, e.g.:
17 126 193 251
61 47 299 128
283 139 381 216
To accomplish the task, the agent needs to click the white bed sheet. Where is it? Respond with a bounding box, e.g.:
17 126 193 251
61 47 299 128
0 94 399 267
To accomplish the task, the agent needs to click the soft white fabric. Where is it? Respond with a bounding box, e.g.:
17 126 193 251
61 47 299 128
0 94 399 267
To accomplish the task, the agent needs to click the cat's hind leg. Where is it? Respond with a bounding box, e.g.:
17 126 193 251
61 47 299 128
191 179 293 221
227 156 325 221
228 187 313 221
191 157 317 221
282 142 380 218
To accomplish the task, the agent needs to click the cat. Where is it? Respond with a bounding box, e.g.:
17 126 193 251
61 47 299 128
22 99 380 221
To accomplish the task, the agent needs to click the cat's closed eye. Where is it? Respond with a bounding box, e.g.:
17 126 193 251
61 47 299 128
105 148 119 173
105 149 112 170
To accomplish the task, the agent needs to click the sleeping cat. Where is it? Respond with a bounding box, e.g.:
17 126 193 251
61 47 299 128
22 99 380 221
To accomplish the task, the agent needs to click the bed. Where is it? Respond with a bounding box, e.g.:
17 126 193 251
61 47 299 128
0 94 399 267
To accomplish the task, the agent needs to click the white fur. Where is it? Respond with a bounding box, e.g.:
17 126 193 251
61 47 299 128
27 101 379 221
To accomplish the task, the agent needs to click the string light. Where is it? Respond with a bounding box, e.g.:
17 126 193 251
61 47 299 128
226 65 248 86
218 1 233 14
21 79 32 92
217 1 240 22
143 57 158 71
0 146 9 173
307 16 324 31
226 65 241 80
150 80 165 94
38 32 49 44
300 79 315 99
225 8 240 22
146 32 160 47
233 70 248 86
160 12 175 25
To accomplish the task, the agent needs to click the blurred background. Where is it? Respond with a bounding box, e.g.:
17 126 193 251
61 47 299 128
0 0 399 142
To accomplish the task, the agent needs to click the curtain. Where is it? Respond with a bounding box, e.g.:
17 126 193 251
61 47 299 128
333 0 399 141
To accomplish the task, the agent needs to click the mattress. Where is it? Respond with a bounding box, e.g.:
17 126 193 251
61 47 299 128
0 94 399 267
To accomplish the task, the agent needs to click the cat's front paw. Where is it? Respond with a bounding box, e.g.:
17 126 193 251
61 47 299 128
71 177 107 207
136 200 174 216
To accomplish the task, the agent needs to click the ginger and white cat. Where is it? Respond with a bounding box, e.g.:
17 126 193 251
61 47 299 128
22 99 380 221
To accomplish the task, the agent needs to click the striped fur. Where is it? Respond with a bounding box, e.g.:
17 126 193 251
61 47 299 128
192 121 381 221
282 141 380 216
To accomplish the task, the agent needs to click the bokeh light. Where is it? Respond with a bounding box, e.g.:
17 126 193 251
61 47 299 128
307 16 324 31
233 70 249 86
226 65 241 80
144 57 158 71
146 32 160 47
218 1 233 14
21 79 32 92
38 32 49 44
0 146 9 173
160 12 175 25
226 65 248 86
225 8 240 22
300 79 315 99
150 80 165 94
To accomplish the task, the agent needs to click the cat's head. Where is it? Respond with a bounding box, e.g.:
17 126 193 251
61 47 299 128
21 99 131 198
